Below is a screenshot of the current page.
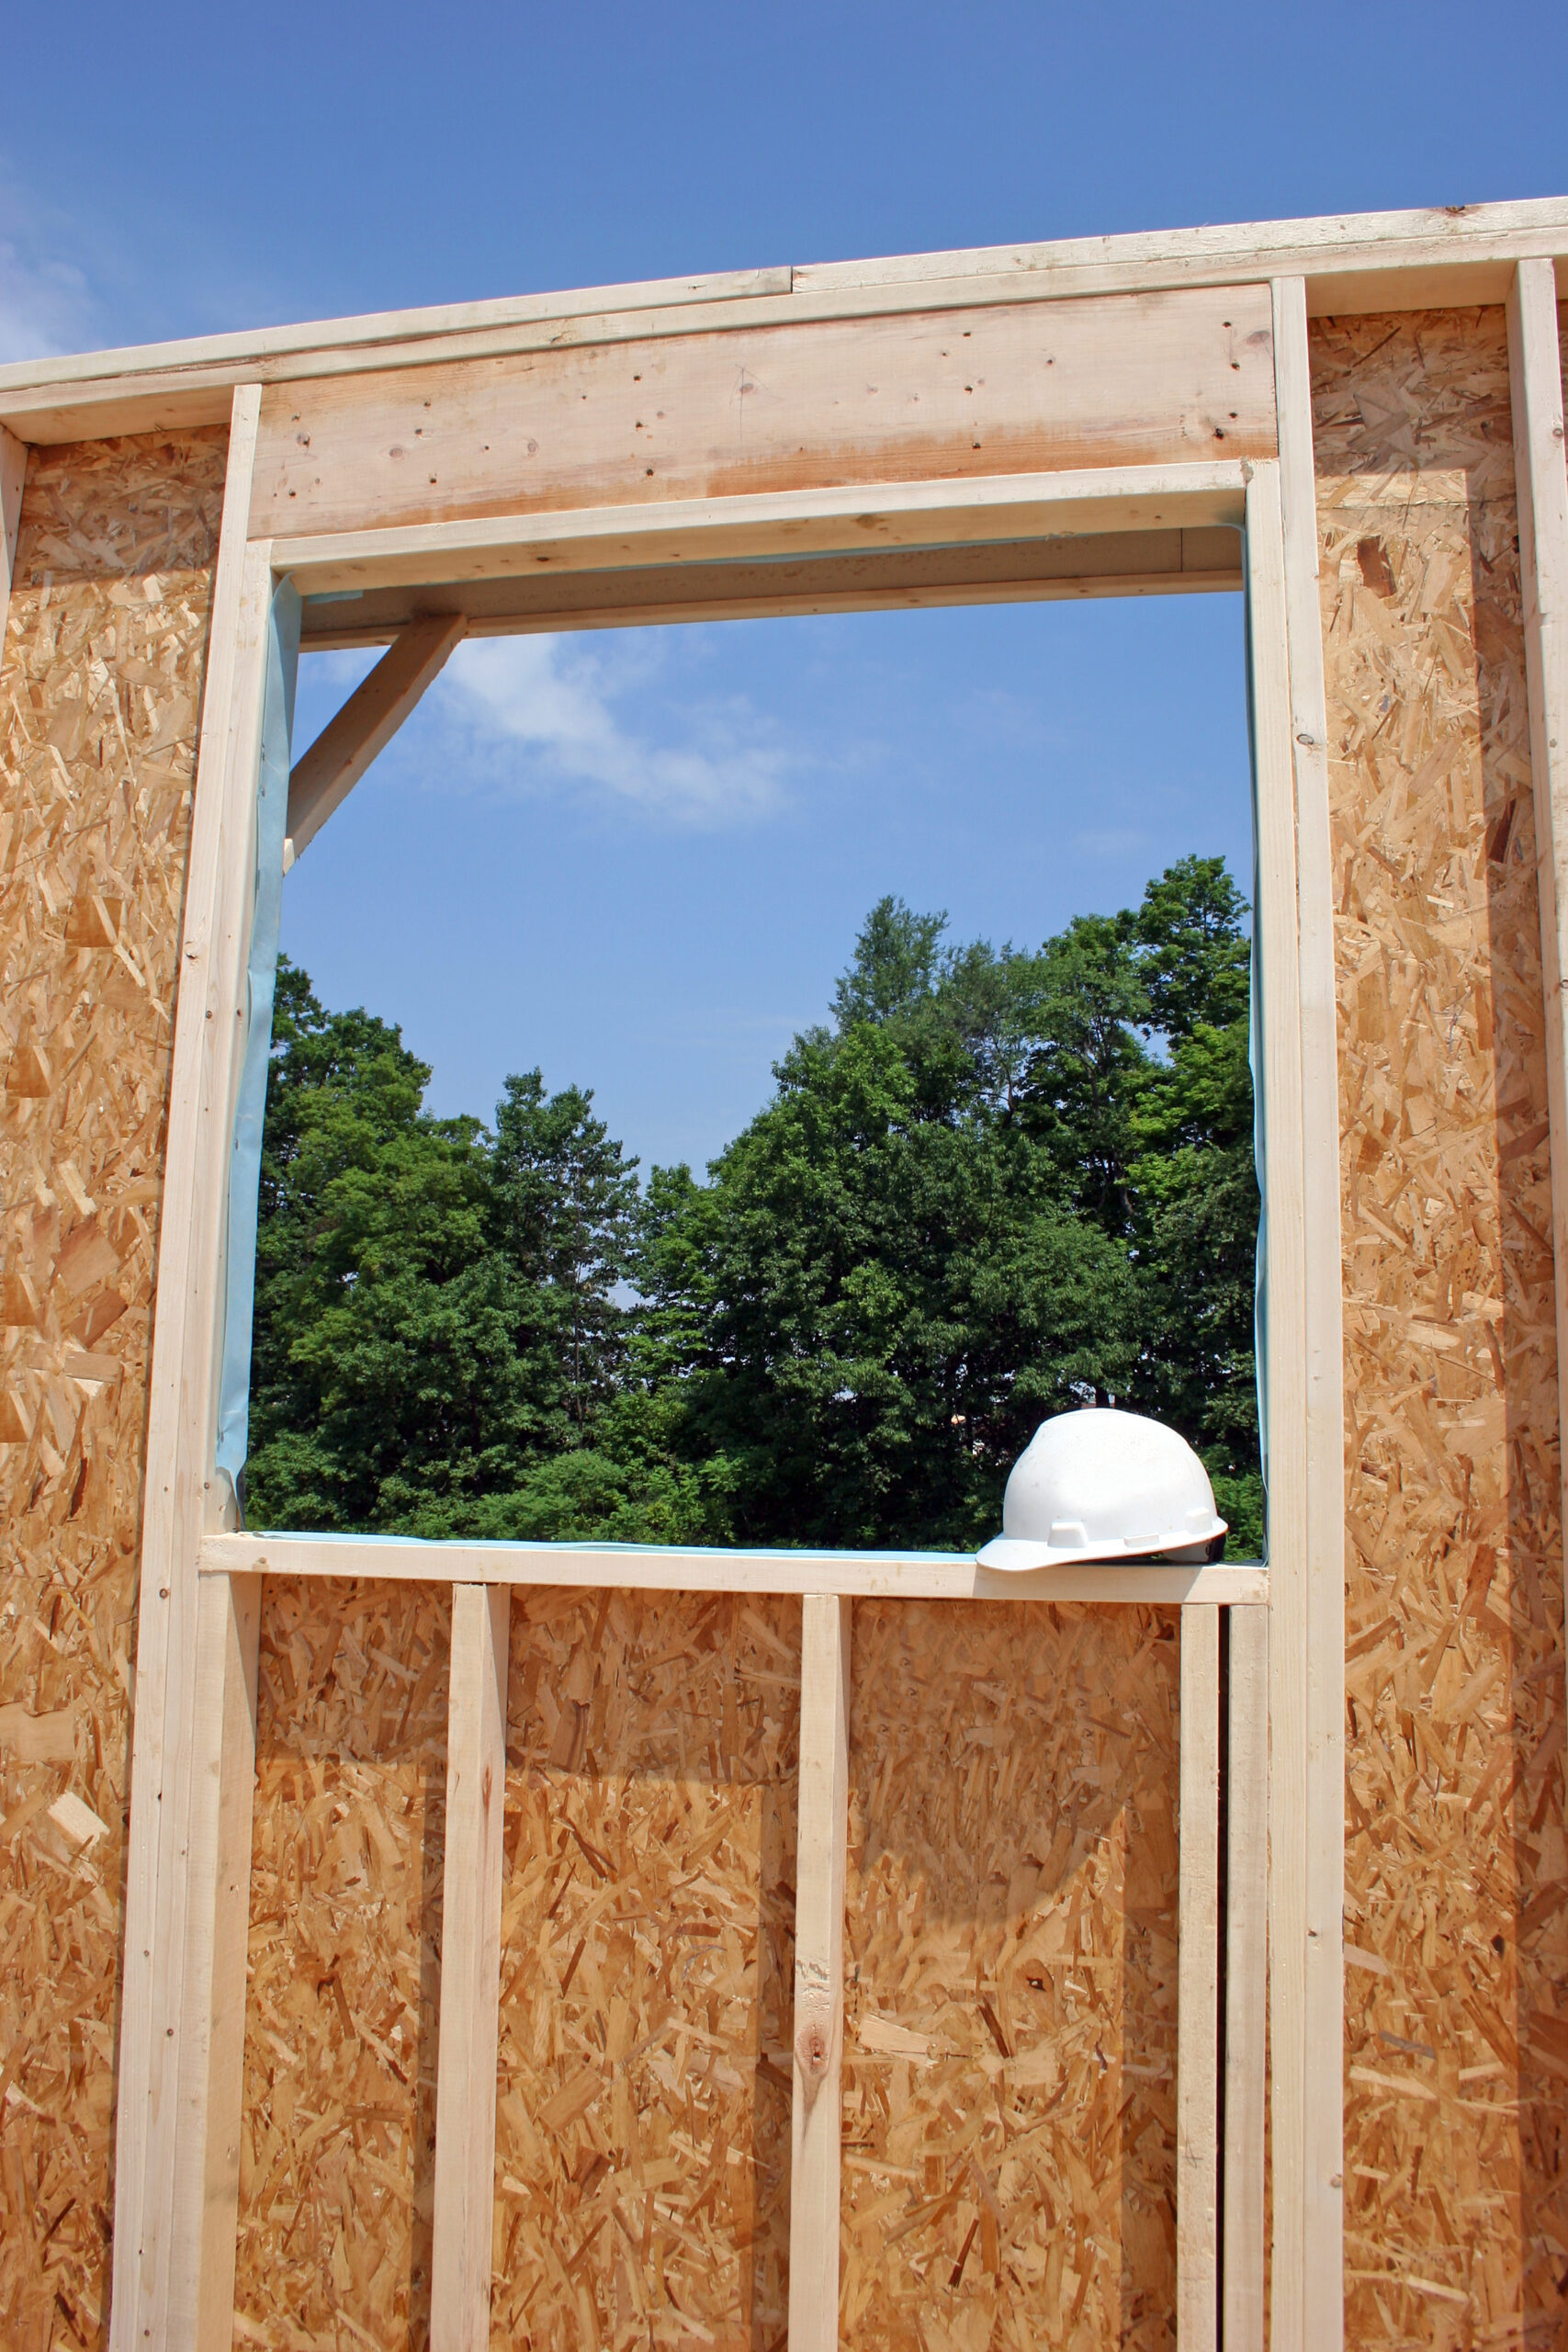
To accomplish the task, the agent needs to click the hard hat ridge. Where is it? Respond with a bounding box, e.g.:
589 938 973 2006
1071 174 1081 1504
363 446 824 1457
977 1407 1227 1571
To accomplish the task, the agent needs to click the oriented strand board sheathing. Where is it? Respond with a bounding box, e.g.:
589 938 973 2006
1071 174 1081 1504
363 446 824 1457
232 1578 451 2348
0 429 227 2352
490 1589 800 2350
1315 309 1568 2344
840 1600 1180 2352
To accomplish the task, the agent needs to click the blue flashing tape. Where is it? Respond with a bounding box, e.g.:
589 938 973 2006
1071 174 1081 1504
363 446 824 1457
214 577 301 1510
1242 541 1269 1512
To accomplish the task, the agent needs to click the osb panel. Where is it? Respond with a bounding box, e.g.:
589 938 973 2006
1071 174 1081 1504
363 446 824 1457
248 284 1276 540
0 429 228 2352
1317 309 1568 2344
232 1578 450 2349
840 1601 1180 2352
491 1589 800 2351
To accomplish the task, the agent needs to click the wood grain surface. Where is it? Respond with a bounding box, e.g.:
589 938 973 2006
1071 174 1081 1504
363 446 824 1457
248 287 1276 542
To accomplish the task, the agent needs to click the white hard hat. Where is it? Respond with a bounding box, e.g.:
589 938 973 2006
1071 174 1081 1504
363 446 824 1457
977 1407 1227 1570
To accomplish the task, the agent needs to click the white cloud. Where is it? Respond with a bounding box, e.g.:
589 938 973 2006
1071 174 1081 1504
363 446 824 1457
0 238 96 363
436 633 792 827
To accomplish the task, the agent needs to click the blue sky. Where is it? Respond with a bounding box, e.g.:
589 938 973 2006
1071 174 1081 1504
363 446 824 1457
6 2 1564 1170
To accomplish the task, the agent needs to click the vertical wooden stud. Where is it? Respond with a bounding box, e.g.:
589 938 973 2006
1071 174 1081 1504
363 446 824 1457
1272 275 1348 2352
432 1583 512 2352
1245 454 1313 2352
1223 1604 1269 2351
788 1593 852 2351
1178 1602 1221 2349
187 1574 263 2352
1508 256 1568 1746
110 395 270 2352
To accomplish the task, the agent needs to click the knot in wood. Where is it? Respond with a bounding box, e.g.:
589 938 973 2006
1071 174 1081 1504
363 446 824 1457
795 2002 834 2093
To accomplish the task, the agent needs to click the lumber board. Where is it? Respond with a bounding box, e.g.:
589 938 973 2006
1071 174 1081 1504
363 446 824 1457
0 422 229 2341
1223 1603 1269 2351
286 611 466 862
1317 306 1568 2346
1177 1604 1220 2350
201 1528 1268 1605
296 524 1244 648
840 1600 1182 2338
1509 260 1568 1760
430 1584 510 2352
1244 457 1312 2352
272 458 1249 594
0 263 794 392
1272 274 1347 2352
1 202 1564 444
792 199 1568 308
245 288 1277 542
788 1595 852 2351
108 401 270 2352
188 1574 262 2352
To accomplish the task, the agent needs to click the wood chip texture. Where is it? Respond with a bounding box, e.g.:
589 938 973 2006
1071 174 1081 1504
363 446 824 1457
840 1600 1181 2352
490 1590 799 2350
0 428 227 2352
232 1578 451 2347
1315 308 1568 2345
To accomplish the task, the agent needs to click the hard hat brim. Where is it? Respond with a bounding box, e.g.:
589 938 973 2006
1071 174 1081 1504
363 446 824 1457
976 1519 1228 1572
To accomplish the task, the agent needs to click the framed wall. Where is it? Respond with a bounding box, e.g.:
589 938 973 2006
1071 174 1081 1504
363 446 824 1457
0 200 1563 2352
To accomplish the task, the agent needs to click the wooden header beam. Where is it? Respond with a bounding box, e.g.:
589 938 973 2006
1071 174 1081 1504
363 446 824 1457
294 526 1245 650
272 461 1250 596
0 198 1562 443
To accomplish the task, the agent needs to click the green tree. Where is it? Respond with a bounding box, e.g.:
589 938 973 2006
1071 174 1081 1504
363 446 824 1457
245 959 536 1533
642 993 1139 1550
488 1071 641 1436
1124 857 1262 1553
248 856 1265 1560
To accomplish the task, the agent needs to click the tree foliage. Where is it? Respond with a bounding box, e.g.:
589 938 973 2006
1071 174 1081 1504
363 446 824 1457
246 854 1263 1555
